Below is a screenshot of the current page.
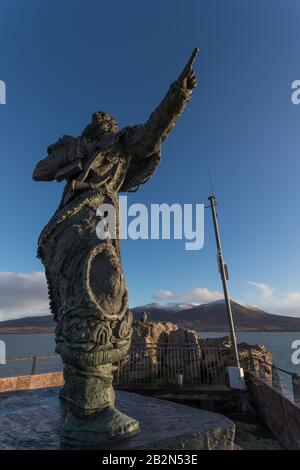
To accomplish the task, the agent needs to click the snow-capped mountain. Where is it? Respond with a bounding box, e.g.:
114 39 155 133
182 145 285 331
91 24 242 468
2 299 300 332
132 299 300 331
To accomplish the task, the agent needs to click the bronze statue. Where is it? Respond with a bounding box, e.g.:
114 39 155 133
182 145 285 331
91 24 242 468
33 48 198 447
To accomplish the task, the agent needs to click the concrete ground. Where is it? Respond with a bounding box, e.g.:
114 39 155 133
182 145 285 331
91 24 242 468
231 416 282 450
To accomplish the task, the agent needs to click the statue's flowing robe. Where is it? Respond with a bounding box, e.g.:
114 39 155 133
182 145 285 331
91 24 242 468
36 82 191 369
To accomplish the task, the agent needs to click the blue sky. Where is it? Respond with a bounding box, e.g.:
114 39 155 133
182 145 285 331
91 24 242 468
0 0 300 319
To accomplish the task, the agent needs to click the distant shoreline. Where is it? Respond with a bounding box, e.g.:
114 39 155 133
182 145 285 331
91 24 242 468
2 301 300 334
0 328 55 334
1 326 300 335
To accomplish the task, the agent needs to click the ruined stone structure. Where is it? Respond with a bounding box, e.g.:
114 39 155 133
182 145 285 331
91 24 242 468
32 49 198 446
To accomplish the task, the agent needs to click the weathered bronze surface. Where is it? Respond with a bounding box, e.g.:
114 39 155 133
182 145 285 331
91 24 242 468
33 49 198 446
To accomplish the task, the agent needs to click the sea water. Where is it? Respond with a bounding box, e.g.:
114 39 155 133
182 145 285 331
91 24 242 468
0 332 299 379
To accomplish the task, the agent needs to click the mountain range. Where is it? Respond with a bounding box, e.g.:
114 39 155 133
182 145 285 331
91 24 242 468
1 300 300 333
131 300 300 331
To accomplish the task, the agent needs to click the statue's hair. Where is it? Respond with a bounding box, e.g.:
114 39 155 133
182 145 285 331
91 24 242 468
81 111 118 139
92 111 117 131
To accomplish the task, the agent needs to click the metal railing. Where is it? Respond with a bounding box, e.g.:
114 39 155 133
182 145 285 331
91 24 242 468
115 345 229 386
1 346 230 386
1 355 62 378
248 357 300 404
1 347 299 400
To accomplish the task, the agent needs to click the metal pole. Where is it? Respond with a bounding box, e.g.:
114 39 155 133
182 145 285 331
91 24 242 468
208 196 241 368
31 356 37 375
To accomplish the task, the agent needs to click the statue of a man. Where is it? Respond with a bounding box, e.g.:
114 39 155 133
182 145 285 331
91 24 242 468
33 49 198 447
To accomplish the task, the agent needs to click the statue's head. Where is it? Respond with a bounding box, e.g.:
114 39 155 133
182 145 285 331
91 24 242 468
91 111 117 133
81 111 118 141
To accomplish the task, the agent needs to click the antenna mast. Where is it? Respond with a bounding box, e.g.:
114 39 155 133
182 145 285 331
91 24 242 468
208 195 241 369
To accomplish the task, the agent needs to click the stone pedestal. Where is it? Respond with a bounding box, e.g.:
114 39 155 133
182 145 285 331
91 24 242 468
0 387 235 450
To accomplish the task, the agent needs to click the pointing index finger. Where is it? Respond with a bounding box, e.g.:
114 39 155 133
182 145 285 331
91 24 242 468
178 48 199 82
186 47 199 70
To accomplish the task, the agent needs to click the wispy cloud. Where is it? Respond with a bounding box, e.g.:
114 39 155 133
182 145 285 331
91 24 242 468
249 280 300 317
153 290 175 301
153 287 223 304
248 281 274 300
180 287 223 303
0 272 49 321
271 292 300 317
153 282 300 317
3 270 300 323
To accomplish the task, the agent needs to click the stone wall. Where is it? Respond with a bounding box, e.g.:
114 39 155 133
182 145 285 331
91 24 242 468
0 372 63 393
131 321 272 379
132 321 200 348
248 372 300 449
199 335 273 378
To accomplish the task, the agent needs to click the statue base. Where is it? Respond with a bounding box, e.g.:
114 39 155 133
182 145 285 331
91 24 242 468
0 387 235 450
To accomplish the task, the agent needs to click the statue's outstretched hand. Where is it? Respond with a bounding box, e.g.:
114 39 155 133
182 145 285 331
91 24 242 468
177 47 199 93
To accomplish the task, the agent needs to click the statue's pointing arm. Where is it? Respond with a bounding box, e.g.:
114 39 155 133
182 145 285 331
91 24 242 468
126 48 198 159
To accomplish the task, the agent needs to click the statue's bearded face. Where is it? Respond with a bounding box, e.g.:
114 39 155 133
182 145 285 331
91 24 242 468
92 111 117 133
